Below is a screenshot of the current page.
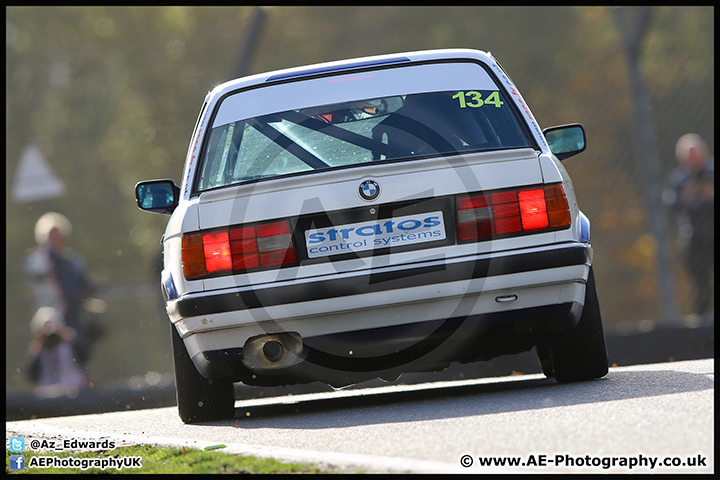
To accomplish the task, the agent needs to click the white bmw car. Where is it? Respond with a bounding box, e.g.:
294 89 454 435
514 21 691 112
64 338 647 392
135 49 607 423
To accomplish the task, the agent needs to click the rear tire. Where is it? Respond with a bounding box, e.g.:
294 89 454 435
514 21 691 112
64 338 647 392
543 267 608 383
171 323 235 423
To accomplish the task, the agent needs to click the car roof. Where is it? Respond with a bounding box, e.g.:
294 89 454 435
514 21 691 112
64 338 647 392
204 49 497 103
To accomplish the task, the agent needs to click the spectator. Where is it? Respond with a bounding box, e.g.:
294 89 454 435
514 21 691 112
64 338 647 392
24 212 104 366
25 306 88 398
663 134 714 321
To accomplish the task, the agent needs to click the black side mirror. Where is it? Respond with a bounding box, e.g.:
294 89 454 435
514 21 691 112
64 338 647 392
543 123 586 161
135 180 180 215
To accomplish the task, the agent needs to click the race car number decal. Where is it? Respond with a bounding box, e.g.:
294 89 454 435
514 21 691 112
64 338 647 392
305 211 446 258
452 90 504 108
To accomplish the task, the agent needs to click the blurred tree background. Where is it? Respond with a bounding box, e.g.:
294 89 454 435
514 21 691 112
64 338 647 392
5 6 713 392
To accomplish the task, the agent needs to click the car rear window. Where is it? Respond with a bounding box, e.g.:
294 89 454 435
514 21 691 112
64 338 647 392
195 61 535 192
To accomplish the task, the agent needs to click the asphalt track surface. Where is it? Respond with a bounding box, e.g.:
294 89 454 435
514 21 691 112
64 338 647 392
6 358 714 474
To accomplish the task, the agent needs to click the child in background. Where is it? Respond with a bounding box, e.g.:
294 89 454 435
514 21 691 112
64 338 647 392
25 306 88 398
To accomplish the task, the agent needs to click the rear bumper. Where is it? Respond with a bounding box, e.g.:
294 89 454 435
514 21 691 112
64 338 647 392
173 242 590 317
168 242 592 383
192 300 582 385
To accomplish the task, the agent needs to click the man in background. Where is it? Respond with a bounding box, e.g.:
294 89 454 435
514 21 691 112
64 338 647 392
663 134 714 322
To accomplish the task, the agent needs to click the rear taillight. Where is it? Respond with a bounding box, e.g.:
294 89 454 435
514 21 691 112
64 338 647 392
182 220 297 280
457 184 571 242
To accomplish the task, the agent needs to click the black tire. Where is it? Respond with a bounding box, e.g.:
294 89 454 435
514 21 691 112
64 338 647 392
544 267 609 383
171 323 235 423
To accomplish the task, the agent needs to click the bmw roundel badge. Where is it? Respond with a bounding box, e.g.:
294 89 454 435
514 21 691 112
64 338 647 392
359 180 380 201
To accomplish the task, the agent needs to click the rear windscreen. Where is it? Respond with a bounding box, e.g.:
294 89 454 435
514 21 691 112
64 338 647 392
196 62 535 193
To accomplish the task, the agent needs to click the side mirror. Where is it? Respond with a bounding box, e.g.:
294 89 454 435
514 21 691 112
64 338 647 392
135 180 180 215
543 123 586 161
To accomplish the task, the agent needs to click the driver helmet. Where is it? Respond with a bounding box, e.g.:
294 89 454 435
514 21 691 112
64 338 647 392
350 99 383 118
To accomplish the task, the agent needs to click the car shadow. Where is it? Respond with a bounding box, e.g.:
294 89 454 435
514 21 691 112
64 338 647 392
201 362 714 429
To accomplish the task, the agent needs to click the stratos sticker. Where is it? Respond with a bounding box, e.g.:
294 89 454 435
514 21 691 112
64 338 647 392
305 211 446 258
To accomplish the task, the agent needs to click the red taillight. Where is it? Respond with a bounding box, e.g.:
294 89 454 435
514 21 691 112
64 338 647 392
183 220 297 280
203 231 232 273
457 184 571 242
256 221 297 267
492 191 522 235
229 226 259 271
457 195 493 240
518 189 548 231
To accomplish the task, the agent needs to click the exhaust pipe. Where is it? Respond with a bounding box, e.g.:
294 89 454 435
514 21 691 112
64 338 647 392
242 332 304 371
262 340 285 363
